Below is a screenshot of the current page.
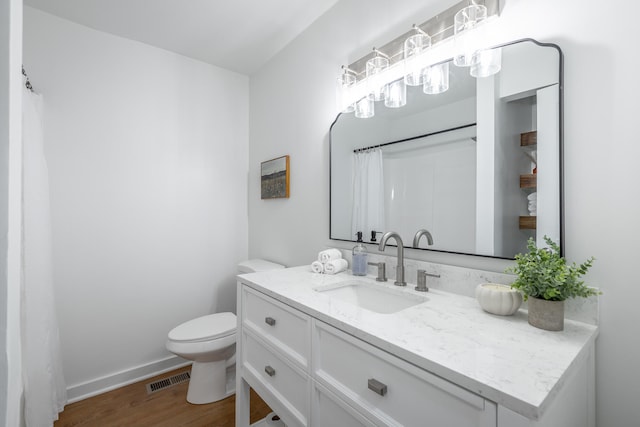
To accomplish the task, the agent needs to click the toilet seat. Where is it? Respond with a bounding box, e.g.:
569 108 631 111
168 312 236 343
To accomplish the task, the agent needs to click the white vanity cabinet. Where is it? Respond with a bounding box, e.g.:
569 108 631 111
237 267 597 427
236 283 496 427
313 321 496 427
238 286 312 427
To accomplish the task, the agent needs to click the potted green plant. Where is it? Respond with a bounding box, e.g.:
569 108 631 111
507 236 599 331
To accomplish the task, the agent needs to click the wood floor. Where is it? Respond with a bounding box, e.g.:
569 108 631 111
54 367 271 427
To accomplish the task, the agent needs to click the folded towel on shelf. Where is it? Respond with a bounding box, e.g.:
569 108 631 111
318 248 342 263
529 211 537 216
324 259 348 275
311 261 325 274
527 192 537 201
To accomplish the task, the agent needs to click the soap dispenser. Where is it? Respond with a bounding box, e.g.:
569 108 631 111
352 232 368 276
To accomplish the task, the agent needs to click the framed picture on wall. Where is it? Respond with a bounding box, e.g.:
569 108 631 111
261 155 290 199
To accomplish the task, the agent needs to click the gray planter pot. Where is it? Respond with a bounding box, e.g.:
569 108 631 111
527 297 565 331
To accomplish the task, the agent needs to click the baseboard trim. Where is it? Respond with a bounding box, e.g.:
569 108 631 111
66 356 191 404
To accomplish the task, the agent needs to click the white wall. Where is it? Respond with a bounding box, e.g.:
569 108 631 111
248 0 640 424
1 0 24 424
249 0 464 266
23 8 249 399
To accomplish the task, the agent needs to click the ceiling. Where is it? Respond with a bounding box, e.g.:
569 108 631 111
23 0 341 75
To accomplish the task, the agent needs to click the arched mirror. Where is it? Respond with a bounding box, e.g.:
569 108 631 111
330 39 563 259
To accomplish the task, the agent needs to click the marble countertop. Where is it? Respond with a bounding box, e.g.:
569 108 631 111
237 266 598 420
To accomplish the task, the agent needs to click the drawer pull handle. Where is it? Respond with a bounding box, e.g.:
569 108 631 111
265 365 276 377
265 317 276 326
368 378 387 396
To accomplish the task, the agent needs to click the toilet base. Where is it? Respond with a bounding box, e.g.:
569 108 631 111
187 361 235 404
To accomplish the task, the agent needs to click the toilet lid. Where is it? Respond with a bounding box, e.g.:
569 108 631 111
168 312 236 342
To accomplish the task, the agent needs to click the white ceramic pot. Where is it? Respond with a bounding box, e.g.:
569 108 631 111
475 283 523 316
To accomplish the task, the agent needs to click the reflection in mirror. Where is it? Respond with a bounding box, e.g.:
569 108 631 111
330 39 562 259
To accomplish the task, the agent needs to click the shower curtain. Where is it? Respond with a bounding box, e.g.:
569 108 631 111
351 149 385 238
22 85 67 425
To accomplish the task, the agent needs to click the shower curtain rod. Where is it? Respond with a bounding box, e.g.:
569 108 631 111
22 65 34 92
353 122 476 153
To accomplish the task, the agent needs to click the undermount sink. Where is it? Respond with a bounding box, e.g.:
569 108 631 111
314 280 428 314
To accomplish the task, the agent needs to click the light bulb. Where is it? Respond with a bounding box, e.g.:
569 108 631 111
366 55 389 101
470 48 502 78
404 32 431 86
423 62 450 95
355 96 374 119
385 79 407 108
453 4 488 67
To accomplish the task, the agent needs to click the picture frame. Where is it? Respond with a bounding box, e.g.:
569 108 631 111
261 155 290 199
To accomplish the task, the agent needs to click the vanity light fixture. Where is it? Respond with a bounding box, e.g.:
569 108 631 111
336 0 500 118
454 2 502 78
453 2 488 67
355 95 375 119
470 47 502 77
404 25 432 86
336 66 357 113
385 79 407 108
423 61 450 95
366 48 390 102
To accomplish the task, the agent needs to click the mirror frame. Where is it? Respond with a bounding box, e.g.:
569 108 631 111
329 38 564 259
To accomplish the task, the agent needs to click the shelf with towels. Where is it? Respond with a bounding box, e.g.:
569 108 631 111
519 131 537 229
519 216 537 230
520 174 537 189
520 131 537 147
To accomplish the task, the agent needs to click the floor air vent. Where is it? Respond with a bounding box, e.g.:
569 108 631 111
145 371 190 394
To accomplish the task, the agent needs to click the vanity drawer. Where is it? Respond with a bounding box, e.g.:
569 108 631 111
313 321 497 427
312 382 377 427
241 286 311 369
242 330 310 427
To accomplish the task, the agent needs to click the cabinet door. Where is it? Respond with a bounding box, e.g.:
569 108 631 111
242 330 310 427
312 382 377 427
242 286 311 370
313 321 497 427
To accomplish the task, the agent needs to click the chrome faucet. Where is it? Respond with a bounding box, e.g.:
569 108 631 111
413 229 434 248
378 231 406 286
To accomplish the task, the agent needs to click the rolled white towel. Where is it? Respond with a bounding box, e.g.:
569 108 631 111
318 248 342 263
529 211 537 216
527 192 537 201
324 259 348 275
311 261 325 274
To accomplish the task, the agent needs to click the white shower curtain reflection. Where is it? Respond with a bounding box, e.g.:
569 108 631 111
351 149 385 238
22 86 67 426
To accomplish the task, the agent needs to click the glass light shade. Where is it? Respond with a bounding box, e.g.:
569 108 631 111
470 48 502 78
366 55 389 101
355 96 374 119
385 79 407 108
453 4 487 67
423 62 449 95
404 33 431 86
336 71 357 113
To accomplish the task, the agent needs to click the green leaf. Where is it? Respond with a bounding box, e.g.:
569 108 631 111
506 236 600 301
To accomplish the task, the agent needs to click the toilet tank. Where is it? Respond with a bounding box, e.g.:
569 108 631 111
237 259 285 274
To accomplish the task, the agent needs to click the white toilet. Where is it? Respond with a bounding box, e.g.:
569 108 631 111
166 259 285 404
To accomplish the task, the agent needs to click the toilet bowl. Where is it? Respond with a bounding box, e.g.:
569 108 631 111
166 312 237 404
166 259 285 404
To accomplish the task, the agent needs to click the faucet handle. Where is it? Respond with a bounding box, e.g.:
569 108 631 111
416 269 428 292
368 261 387 282
415 269 440 292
